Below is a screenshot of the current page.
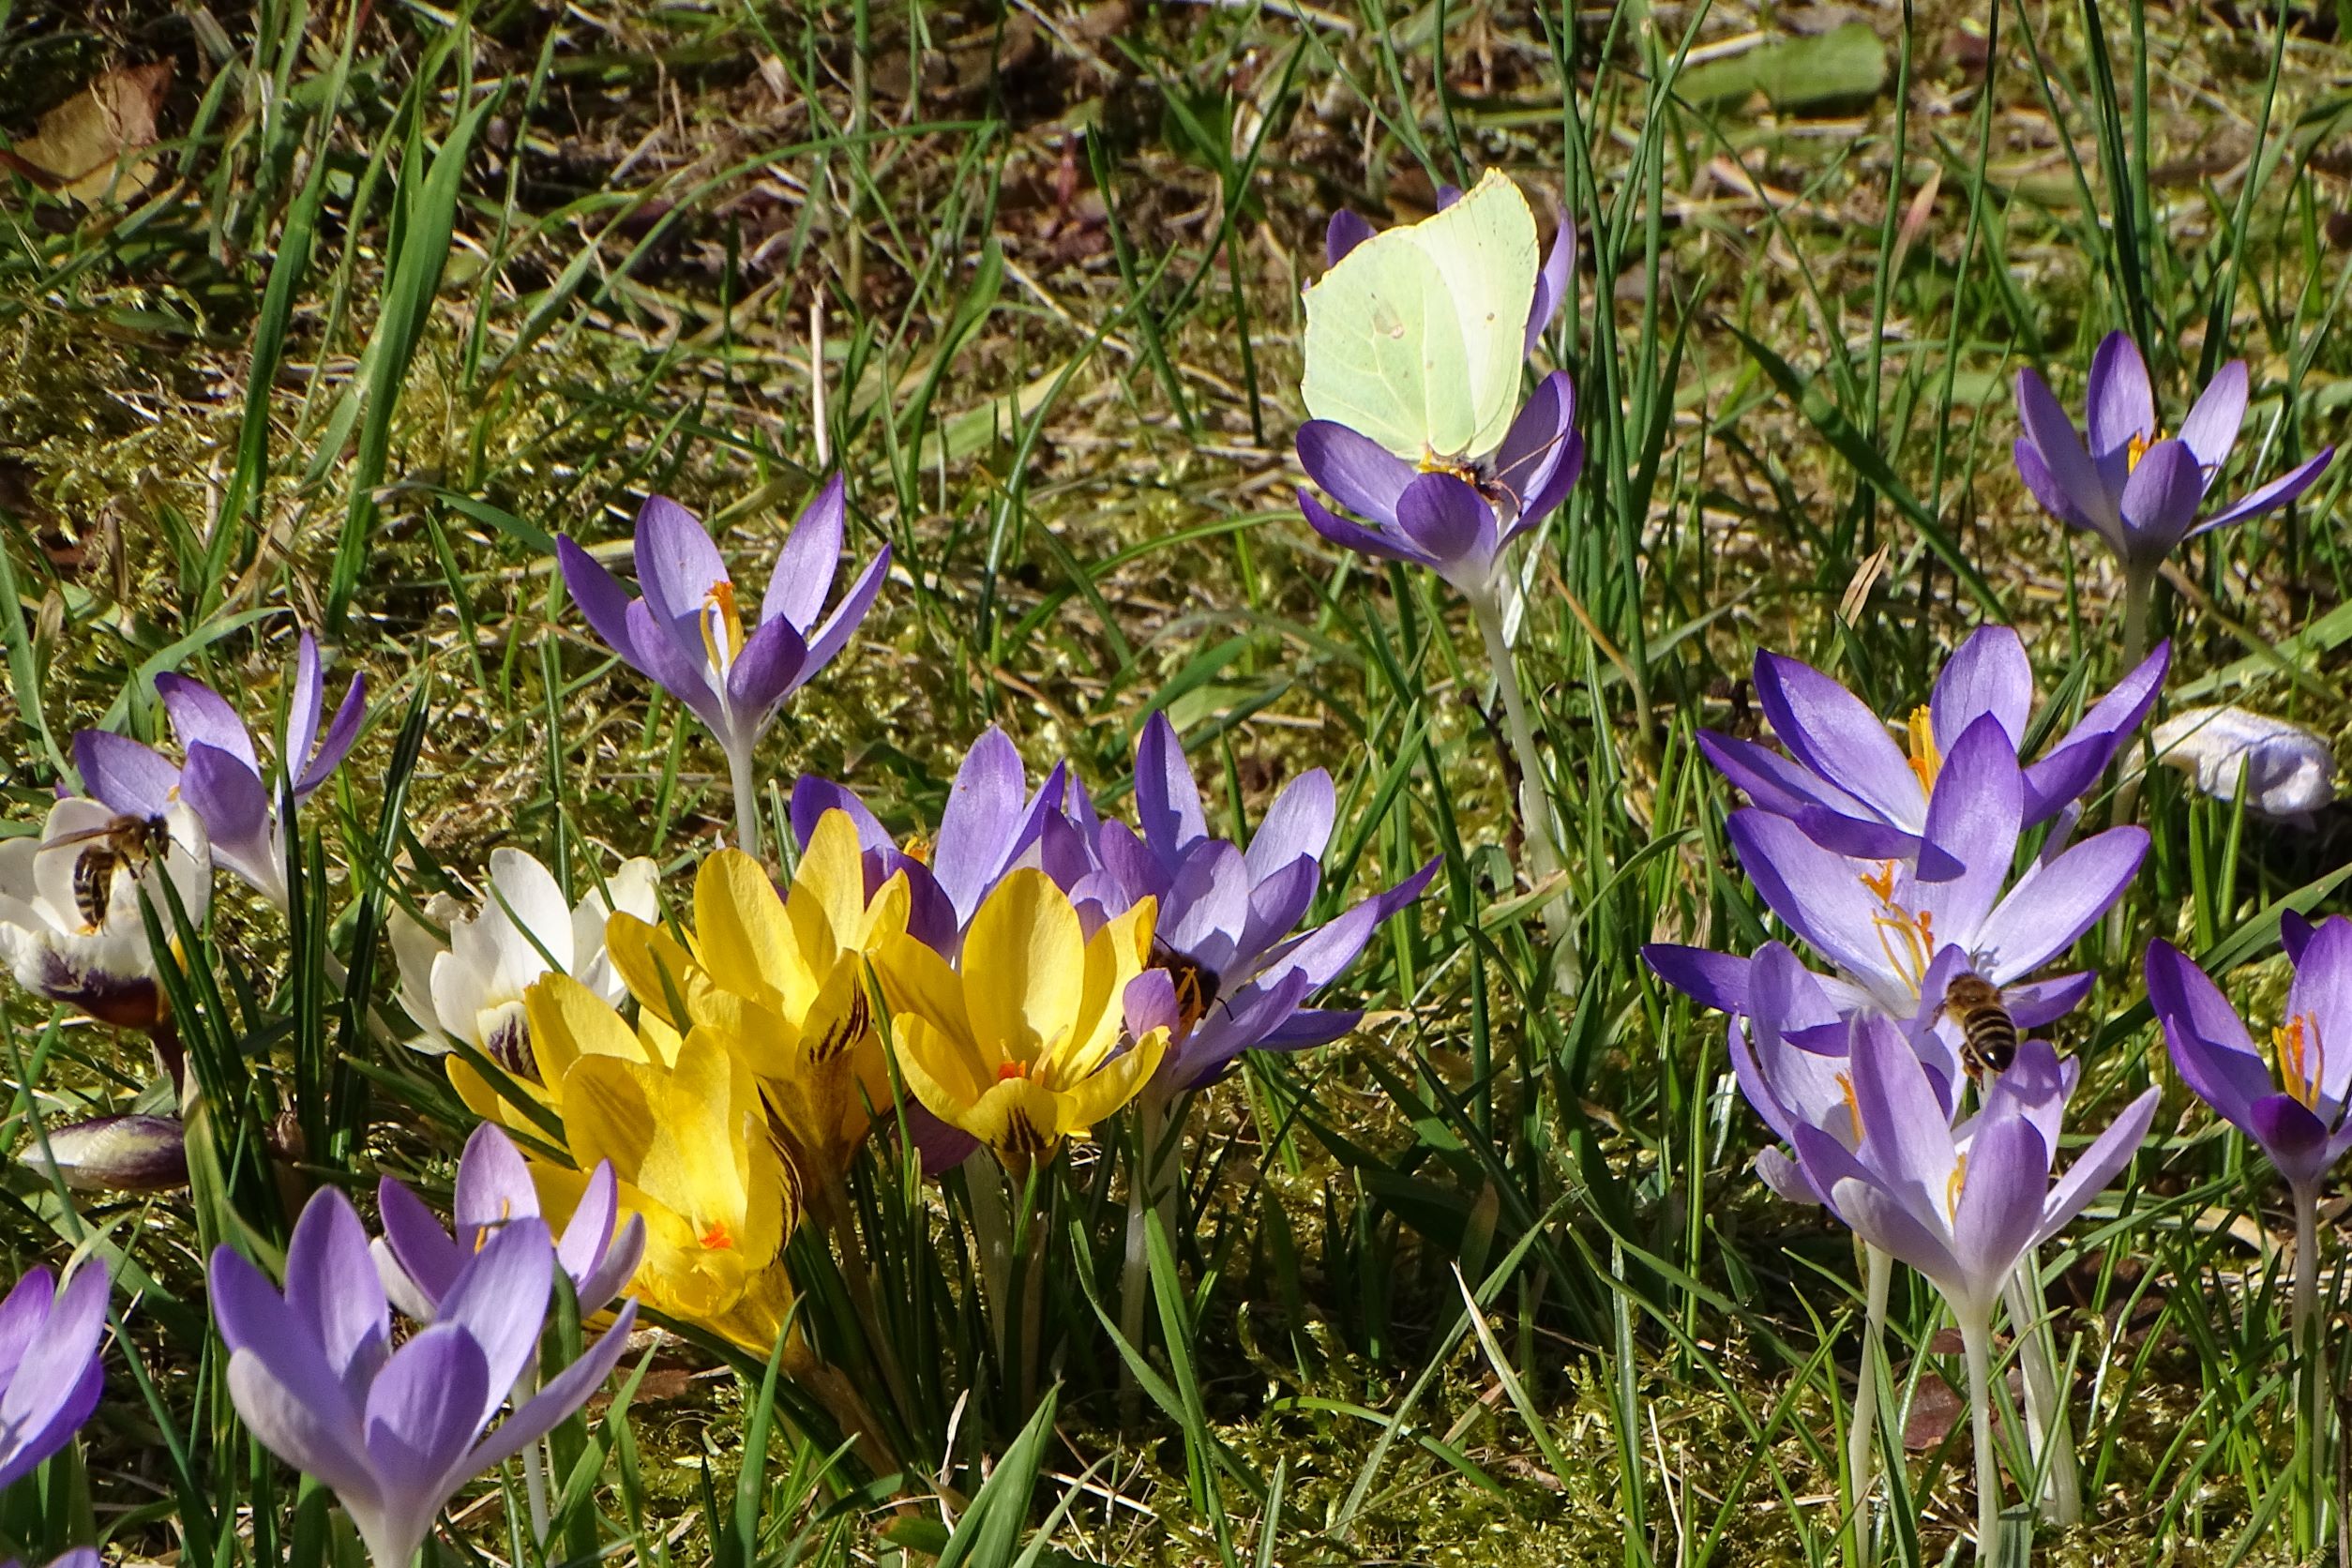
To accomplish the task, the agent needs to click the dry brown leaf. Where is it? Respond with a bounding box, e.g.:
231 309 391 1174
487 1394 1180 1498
2 63 172 204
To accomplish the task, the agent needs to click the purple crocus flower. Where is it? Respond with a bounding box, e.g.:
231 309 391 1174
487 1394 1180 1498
557 481 890 854
5 1550 99 1568
1095 714 1438 1091
75 631 365 910
2148 916 2352 1200
2014 331 2334 577
0 1262 108 1491
21 1113 188 1192
374 1124 644 1322
211 1188 637 1568
1793 1018 2153 1326
1297 370 1584 601
1703 629 2168 878
1649 716 2142 1048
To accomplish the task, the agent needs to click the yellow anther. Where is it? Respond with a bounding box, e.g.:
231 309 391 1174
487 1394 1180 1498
1946 1153 1968 1220
1906 706 1941 792
699 580 746 670
1836 1072 1863 1147
2125 427 2165 474
2274 1015 2323 1109
1860 861 1899 903
902 834 932 867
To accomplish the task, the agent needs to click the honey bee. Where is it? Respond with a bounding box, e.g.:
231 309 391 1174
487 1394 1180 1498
1152 940 1222 1037
1940 972 2018 1079
43 814 170 931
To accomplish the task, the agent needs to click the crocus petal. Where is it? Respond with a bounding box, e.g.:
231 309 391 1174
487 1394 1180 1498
1298 422 1418 524
1394 472 1497 585
2247 1093 2335 1193
377 1179 463 1312
632 496 730 638
181 744 276 883
1832 1174 1963 1287
789 776 894 859
293 673 367 800
1643 944 1753 1016
2015 368 2117 533
1974 827 2148 984
1134 713 1210 867
2032 1087 2159 1248
1949 1111 2050 1315
2116 439 2207 563
725 614 810 724
797 547 891 683
2285 916 2352 1110
362 1322 491 1500
1929 627 2031 752
2195 446 2336 535
224 1349 384 1506
1326 209 1377 266
1489 372 1577 523
2178 360 2249 475
208 1244 369 1445
1752 652 1922 825
2004 972 2094 1030
281 1190 390 1407
1297 488 1426 566
2284 911 2319 964
2086 332 2156 460
1247 769 1336 882
454 1123 540 1241
432 1220 553 1428
156 675 261 774
1847 1018 1960 1227
2145 939 2270 1125
934 729 1028 926
553 1157 617 1284
73 731 178 818
2014 438 2101 538
466 1299 641 1474
621 600 725 731
763 474 846 632
1524 212 1576 354
556 537 646 672
2023 641 2169 824
1913 714 2022 924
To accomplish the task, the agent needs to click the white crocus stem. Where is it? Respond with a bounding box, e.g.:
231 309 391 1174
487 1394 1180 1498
518 1357 551 1541
1119 1089 1184 1417
2295 1180 2329 1546
1848 1243 1892 1568
2001 1257 2081 1525
725 742 763 860
1470 587 1575 980
1959 1308 2003 1565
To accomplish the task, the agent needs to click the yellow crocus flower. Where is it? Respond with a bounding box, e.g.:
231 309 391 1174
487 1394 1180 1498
447 960 683 1133
605 812 909 1184
873 869 1168 1169
521 972 798 1350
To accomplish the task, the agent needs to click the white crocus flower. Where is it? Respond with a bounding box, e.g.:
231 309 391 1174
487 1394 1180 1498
0 798 211 1029
2152 705 2337 823
391 848 659 1078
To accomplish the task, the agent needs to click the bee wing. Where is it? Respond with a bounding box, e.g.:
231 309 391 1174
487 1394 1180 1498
39 825 118 851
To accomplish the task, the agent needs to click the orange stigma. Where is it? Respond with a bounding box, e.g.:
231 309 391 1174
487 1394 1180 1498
699 580 746 669
699 1221 735 1251
997 1060 1032 1082
2274 1015 2323 1109
1836 1073 1863 1147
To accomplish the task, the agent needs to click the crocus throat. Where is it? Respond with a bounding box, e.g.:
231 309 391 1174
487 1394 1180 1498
2125 428 2164 474
1905 706 1940 793
700 580 746 673
1860 861 1937 995
2274 1014 2324 1110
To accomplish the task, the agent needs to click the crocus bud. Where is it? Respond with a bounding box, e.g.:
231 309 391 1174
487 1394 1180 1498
20 1114 188 1192
2152 705 2337 822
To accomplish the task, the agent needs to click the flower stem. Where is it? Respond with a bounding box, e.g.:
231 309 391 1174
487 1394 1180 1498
2002 1258 2081 1525
2296 1182 2329 1549
962 1149 1013 1362
516 1358 551 1542
1470 591 1575 977
726 745 763 859
1847 1244 1892 1568
2120 562 2157 673
1960 1312 2003 1565
1120 1090 1178 1422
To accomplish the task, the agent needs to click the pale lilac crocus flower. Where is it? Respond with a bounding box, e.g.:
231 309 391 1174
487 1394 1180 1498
1788 1016 2154 1562
1648 716 2143 1048
75 631 365 911
1703 629 2168 878
558 482 889 856
4 1550 99 1568
0 1262 109 1491
2015 332 2334 660
211 1187 636 1568
374 1123 644 1323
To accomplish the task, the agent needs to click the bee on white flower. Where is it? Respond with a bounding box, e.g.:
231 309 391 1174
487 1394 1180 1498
0 798 211 1029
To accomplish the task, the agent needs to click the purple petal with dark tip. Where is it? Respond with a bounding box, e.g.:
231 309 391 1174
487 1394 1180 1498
725 614 810 724
1394 472 1497 582
558 537 647 672
1298 488 1427 566
2014 438 2100 537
